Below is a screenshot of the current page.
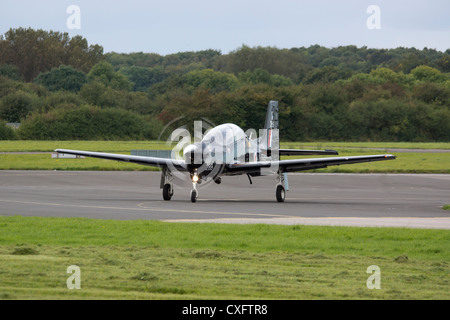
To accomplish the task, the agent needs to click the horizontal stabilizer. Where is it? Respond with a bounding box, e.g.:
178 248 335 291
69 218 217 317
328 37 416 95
279 149 339 156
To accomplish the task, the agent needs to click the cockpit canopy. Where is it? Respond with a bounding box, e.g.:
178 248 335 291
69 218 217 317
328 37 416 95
202 123 246 146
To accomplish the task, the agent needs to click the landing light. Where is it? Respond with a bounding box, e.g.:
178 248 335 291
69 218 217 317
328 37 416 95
192 174 199 183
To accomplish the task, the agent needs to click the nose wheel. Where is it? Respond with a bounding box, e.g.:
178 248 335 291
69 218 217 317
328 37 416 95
190 189 198 203
190 172 199 203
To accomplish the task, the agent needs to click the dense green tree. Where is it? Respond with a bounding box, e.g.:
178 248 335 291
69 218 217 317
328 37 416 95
34 65 87 92
119 66 166 91
184 69 239 93
216 45 310 83
411 65 447 82
0 121 17 139
88 61 134 91
0 64 20 80
412 82 449 105
302 66 353 84
79 80 107 106
2 29 449 142
0 90 33 122
0 28 103 81
18 105 160 140
238 68 293 87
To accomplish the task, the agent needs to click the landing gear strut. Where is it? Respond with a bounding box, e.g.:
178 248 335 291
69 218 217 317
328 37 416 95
160 168 174 201
276 171 288 202
190 171 199 203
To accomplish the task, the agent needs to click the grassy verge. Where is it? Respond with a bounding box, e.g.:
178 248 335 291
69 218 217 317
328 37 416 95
308 151 450 174
1 141 449 153
0 140 171 152
282 142 450 150
0 216 449 299
0 153 158 171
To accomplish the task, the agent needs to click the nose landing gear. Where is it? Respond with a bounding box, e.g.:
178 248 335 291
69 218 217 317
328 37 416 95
190 172 199 203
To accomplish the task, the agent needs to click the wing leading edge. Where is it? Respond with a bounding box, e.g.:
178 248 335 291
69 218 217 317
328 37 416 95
279 149 338 156
225 154 396 175
56 149 395 175
55 149 187 171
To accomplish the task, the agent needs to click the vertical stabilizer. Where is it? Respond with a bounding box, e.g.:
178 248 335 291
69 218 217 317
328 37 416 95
264 100 279 129
264 101 279 157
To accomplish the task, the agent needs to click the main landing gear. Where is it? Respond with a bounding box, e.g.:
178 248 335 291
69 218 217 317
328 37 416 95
276 171 288 202
161 168 288 203
160 168 200 202
161 168 174 201
276 184 285 202
163 183 173 201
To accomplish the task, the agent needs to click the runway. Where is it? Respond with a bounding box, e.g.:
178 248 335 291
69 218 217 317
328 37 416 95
0 170 449 229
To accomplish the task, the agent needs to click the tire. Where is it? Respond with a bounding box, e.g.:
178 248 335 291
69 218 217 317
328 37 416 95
276 184 285 202
190 189 198 203
163 184 172 201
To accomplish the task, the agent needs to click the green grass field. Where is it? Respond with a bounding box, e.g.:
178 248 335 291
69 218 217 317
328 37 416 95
1 141 449 152
0 216 449 300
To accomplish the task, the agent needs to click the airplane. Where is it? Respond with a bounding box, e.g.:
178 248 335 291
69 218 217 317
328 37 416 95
56 100 396 203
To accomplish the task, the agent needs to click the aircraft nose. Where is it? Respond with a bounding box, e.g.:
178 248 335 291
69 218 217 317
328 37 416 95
183 143 203 165
183 144 197 156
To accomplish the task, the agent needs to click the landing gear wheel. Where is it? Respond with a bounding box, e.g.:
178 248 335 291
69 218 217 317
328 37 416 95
190 189 198 203
276 184 285 202
163 184 173 201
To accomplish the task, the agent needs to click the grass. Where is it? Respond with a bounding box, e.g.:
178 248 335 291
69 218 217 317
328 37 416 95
306 151 450 174
443 205 450 211
1 140 449 153
283 141 450 150
0 140 172 153
0 153 159 171
0 216 449 300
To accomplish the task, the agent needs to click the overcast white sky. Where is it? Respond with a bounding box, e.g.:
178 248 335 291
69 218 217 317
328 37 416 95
1 0 449 54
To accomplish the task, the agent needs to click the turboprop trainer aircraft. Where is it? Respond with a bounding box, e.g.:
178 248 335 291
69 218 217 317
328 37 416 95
56 101 396 203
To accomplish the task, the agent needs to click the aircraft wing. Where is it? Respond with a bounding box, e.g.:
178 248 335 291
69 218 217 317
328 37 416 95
54 149 187 171
279 149 338 156
225 154 396 175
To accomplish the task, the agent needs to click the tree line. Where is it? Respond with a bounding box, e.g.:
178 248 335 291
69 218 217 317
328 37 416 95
0 28 449 141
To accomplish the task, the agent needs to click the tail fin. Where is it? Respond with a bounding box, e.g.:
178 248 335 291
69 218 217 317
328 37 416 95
264 101 279 157
264 100 279 129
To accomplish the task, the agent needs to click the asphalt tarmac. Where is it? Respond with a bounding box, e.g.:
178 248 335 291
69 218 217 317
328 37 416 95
0 170 449 229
